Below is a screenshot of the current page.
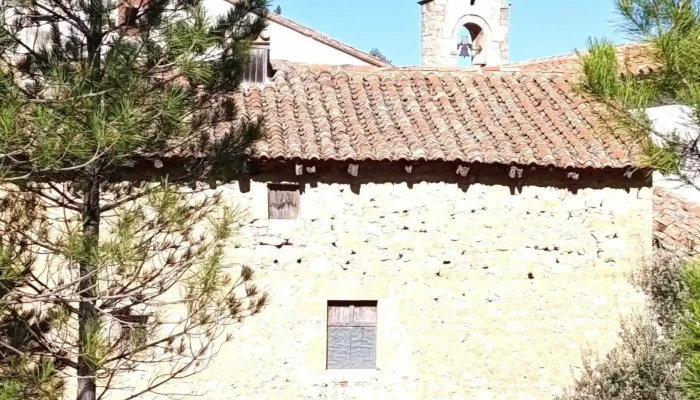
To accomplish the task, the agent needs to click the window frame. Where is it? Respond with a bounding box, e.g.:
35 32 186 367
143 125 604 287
243 45 270 84
267 183 300 220
117 313 150 349
326 300 378 370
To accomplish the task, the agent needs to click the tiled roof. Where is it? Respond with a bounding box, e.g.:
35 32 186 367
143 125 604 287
236 64 639 168
654 188 700 255
506 43 658 76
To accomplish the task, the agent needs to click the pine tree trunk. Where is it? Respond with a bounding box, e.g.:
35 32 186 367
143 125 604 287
77 177 100 400
79 0 102 394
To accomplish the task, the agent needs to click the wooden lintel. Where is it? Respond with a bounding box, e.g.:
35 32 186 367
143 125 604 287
295 163 303 176
347 163 359 177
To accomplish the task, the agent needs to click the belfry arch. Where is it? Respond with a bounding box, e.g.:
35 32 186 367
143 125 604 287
419 0 510 67
450 14 491 66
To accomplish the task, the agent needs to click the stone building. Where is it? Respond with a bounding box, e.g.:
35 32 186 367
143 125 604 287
112 1 679 399
46 0 699 398
162 58 651 399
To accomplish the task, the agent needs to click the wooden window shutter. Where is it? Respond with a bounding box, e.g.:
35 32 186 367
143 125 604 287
243 47 270 84
268 184 300 220
327 301 377 369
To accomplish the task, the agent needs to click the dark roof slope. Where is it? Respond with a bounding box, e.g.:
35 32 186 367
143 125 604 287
234 64 639 168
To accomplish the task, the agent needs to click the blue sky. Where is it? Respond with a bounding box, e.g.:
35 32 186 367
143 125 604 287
271 0 629 66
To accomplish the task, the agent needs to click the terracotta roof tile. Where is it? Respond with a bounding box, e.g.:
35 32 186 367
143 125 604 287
654 188 700 256
236 64 640 168
505 43 659 75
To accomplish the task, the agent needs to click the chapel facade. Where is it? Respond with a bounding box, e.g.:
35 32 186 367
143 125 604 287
54 1 696 399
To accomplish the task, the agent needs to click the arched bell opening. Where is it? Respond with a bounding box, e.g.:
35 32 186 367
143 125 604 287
456 22 487 67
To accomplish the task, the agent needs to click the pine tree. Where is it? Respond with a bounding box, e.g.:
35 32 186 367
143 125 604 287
0 0 270 399
579 1 700 398
1 251 64 400
579 0 700 184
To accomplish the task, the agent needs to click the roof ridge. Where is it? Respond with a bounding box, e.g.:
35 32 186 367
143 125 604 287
269 62 578 77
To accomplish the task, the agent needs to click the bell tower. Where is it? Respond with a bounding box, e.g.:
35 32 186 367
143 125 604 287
419 0 510 67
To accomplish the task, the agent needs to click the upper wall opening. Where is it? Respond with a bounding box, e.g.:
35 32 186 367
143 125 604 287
420 0 510 67
457 22 487 66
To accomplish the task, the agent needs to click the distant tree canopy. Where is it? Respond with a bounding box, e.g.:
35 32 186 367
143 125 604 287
274 5 281 14
370 48 392 65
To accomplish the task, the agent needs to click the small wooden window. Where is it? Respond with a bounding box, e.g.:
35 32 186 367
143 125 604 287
327 301 377 369
268 184 299 220
118 0 146 35
117 314 150 349
244 46 270 84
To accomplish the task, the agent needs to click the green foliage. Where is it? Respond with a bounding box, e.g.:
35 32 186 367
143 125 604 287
0 308 65 400
677 260 700 397
0 358 62 400
582 3 700 393
370 48 392 65
557 255 685 400
579 0 700 181
0 0 270 398
556 314 681 400
580 39 621 99
558 255 700 400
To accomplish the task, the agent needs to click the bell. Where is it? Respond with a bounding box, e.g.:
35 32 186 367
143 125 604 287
458 36 473 58
459 43 472 58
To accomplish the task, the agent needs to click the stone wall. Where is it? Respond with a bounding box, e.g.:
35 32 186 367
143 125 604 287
421 0 448 67
420 0 510 67
110 163 652 399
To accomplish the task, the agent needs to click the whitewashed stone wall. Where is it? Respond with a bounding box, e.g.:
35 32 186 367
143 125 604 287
92 164 652 400
206 0 375 67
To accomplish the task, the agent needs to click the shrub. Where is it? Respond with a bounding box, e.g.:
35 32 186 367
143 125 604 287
677 260 700 397
556 312 680 400
556 255 684 400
